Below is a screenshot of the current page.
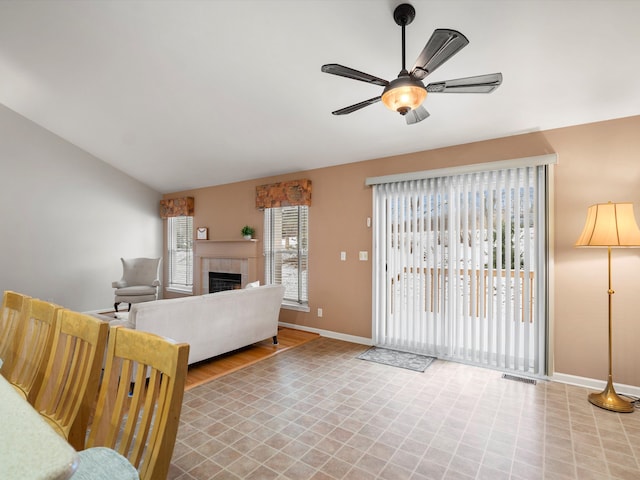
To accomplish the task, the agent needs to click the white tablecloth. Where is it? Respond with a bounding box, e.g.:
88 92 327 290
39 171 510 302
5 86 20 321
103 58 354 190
0 374 78 479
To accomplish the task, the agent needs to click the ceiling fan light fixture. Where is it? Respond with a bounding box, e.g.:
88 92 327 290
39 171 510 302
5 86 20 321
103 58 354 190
381 74 427 115
321 3 501 124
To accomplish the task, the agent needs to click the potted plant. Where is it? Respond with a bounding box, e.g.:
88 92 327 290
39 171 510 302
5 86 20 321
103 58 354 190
241 225 255 240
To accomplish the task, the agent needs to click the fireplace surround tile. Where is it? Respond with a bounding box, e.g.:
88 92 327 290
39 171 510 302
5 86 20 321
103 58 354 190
194 240 259 294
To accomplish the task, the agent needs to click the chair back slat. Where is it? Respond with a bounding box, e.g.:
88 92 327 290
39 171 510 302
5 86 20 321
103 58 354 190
144 371 175 471
34 310 108 449
121 358 148 457
4 298 60 402
43 334 77 422
0 291 30 373
130 371 159 467
86 325 189 480
59 338 91 427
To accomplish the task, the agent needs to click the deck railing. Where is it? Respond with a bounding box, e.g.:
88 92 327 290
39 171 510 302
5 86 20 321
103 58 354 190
391 268 535 322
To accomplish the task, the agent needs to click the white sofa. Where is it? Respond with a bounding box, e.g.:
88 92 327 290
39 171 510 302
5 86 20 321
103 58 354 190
125 284 285 365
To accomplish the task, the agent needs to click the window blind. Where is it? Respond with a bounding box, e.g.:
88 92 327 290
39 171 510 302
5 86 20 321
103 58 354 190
264 206 309 304
167 216 193 289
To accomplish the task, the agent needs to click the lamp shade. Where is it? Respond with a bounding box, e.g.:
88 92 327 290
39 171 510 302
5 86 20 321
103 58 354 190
381 73 427 115
575 202 640 247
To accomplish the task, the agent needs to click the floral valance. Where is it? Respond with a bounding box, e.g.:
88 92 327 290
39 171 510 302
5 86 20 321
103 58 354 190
255 179 312 209
159 196 194 218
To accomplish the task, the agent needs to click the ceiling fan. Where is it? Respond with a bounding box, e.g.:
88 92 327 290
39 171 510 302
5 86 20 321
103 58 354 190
321 3 502 125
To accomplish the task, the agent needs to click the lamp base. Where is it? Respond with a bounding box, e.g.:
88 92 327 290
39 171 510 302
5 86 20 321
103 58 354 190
588 377 634 413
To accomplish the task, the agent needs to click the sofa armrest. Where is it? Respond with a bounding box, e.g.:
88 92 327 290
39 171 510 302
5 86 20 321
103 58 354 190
112 280 127 288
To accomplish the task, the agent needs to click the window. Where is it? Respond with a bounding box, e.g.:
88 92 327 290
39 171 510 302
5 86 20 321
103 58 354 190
264 206 308 308
167 216 193 292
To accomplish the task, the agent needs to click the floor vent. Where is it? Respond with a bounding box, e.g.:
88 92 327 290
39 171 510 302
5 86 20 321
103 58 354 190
502 373 537 385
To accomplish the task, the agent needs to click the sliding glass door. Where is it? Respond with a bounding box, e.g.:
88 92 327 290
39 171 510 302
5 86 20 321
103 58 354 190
372 165 547 376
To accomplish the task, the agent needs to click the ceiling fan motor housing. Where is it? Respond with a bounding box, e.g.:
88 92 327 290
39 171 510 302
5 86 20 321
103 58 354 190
393 4 416 26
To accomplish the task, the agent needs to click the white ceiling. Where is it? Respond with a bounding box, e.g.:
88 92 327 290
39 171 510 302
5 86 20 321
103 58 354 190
1 0 638 193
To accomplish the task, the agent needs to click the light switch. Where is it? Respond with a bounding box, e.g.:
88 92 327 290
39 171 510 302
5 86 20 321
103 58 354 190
340 251 346 261
359 251 368 261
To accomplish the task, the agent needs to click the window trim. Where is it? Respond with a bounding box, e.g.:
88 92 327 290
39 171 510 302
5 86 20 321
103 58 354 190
281 301 311 313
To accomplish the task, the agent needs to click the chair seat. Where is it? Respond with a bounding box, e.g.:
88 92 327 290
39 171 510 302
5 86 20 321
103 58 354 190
74 447 139 479
114 285 156 296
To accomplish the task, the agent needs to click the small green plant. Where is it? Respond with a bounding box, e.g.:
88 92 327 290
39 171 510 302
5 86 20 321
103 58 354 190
241 225 255 238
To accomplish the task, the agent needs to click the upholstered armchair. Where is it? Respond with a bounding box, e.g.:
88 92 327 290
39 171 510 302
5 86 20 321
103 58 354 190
112 258 161 312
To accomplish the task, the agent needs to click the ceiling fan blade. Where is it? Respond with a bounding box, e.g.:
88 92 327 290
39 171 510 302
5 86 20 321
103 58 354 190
321 64 389 87
331 96 381 115
426 73 503 93
410 29 469 80
405 105 430 125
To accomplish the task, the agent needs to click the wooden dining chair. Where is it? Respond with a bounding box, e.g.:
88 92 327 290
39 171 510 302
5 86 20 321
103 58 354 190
0 290 30 372
33 309 109 450
4 298 61 403
73 326 189 480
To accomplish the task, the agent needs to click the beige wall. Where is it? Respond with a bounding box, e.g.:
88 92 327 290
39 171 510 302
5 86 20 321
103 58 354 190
165 115 640 387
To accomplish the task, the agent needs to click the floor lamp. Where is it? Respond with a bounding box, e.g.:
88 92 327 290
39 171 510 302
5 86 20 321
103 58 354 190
575 202 640 413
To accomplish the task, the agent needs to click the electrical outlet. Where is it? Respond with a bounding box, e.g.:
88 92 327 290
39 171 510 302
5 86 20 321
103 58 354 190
317 308 323 317
340 251 346 261
359 251 368 261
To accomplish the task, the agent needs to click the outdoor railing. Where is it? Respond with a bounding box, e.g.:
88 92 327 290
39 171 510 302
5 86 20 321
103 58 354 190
391 268 535 322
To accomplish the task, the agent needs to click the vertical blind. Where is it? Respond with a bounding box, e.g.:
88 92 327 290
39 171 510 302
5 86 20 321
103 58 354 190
373 165 547 376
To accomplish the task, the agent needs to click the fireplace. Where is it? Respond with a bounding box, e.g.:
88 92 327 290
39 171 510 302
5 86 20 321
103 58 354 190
209 272 242 293
195 240 260 294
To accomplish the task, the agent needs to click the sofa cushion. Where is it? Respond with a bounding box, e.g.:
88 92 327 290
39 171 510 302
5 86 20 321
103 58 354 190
129 295 205 328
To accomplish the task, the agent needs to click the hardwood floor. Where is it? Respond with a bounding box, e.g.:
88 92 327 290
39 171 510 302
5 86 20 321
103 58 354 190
184 327 319 390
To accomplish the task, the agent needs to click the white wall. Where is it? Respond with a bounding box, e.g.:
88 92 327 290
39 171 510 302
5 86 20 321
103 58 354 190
0 104 162 312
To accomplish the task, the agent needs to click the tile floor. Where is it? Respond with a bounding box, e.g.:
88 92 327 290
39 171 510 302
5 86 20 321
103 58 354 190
169 337 640 479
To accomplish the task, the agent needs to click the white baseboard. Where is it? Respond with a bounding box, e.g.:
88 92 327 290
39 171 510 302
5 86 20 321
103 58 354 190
278 322 372 346
551 372 640 398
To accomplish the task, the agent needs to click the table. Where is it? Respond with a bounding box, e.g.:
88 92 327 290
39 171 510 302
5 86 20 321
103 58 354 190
0 374 78 479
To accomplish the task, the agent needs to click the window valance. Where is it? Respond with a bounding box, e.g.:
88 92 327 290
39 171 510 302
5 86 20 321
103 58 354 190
159 197 194 218
255 179 312 209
